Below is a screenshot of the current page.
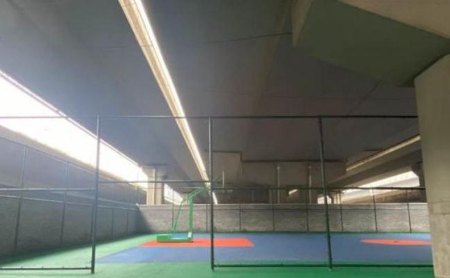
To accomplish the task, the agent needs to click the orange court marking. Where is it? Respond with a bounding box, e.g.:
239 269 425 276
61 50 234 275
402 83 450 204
141 238 253 248
361 239 431 246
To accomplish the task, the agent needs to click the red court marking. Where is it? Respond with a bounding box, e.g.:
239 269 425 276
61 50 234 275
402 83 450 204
361 239 431 246
141 238 253 248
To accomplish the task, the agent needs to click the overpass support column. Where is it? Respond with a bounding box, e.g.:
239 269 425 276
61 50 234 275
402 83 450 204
144 167 158 205
415 54 450 278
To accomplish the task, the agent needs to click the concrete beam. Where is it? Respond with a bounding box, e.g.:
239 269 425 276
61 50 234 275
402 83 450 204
292 0 314 47
291 0 450 86
340 0 450 39
330 142 422 188
211 152 242 185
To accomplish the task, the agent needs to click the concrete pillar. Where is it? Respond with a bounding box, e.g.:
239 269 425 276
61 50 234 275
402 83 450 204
146 188 155 205
411 162 426 187
149 168 166 205
307 164 318 204
276 163 281 203
155 176 165 205
145 187 155 205
144 167 158 205
415 54 450 278
154 184 163 204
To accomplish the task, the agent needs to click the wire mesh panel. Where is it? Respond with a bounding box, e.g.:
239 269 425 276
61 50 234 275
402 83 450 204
0 116 144 272
210 117 332 267
0 117 99 271
0 137 24 189
0 114 431 272
208 116 431 269
213 187 329 266
321 117 431 267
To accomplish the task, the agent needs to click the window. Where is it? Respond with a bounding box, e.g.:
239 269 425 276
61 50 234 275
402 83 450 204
0 70 148 187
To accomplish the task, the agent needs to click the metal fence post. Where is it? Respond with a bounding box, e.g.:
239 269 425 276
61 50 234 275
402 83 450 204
90 116 101 273
126 185 131 235
59 162 69 246
209 117 215 270
305 197 310 232
308 164 312 204
153 168 158 204
205 199 208 232
238 203 242 232
371 189 378 232
111 208 115 238
13 146 28 253
318 116 333 269
339 191 344 232
406 190 412 233
172 187 175 228
272 199 276 231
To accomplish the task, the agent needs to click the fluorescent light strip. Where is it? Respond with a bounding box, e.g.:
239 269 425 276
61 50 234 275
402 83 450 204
359 171 418 188
0 70 148 187
340 171 420 201
346 135 421 172
119 0 209 184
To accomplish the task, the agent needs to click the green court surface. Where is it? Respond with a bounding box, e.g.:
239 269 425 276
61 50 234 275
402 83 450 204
0 235 434 278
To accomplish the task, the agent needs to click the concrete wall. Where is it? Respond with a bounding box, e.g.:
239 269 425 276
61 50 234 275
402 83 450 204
415 55 450 278
0 133 147 205
339 0 450 39
0 134 145 258
215 161 346 204
0 194 140 257
139 203 429 233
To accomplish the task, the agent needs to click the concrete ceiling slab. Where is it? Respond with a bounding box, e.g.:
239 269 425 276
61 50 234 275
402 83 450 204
0 0 199 181
295 0 450 86
340 0 450 39
145 0 421 166
0 0 426 185
264 36 379 99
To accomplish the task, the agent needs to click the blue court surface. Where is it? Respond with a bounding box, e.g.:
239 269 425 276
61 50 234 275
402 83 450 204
97 233 432 265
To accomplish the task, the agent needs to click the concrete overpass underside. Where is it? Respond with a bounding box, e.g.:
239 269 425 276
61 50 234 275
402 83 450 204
1 0 450 277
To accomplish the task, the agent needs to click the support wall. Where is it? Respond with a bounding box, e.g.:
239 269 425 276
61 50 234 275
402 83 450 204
415 54 450 278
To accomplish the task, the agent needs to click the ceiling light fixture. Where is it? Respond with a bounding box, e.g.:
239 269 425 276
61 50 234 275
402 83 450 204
119 0 211 195
346 135 421 172
0 70 147 187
